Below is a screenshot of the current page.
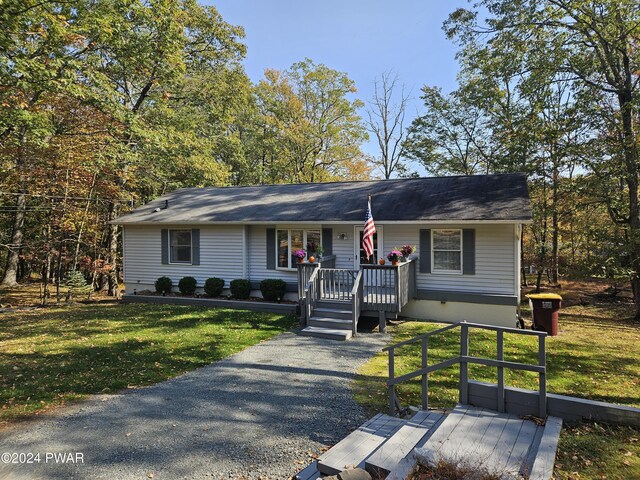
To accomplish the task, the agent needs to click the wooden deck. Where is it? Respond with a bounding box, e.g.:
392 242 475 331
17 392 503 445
295 404 562 480
410 404 562 479
319 286 397 305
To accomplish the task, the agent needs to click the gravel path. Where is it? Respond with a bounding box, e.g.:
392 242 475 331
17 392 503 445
0 331 389 480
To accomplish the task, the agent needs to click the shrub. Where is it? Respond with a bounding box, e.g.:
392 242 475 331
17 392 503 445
230 279 251 299
260 279 287 302
204 277 225 297
155 276 173 294
178 276 197 295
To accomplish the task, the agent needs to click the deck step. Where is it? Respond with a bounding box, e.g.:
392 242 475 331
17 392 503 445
364 411 445 476
294 461 322 480
309 316 352 330
316 299 351 310
313 307 352 319
300 326 353 341
317 413 405 475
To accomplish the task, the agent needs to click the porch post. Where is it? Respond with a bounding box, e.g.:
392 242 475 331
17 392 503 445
379 310 387 334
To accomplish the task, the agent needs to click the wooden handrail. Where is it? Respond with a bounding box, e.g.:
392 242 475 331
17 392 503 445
302 267 320 325
351 270 363 336
382 322 461 351
386 321 548 418
383 321 546 352
361 258 417 313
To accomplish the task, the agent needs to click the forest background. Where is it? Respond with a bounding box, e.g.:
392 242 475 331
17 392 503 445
1 0 639 316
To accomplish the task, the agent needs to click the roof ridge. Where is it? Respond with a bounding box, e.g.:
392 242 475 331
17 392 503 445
170 173 526 192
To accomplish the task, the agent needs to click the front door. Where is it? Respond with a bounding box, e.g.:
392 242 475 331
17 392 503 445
355 226 385 289
354 226 383 267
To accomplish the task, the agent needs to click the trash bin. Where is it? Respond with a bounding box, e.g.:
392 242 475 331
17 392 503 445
526 293 562 336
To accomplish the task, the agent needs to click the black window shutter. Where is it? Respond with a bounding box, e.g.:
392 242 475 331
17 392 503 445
462 229 475 275
266 228 276 270
322 228 333 255
161 229 169 264
191 229 200 265
419 229 431 273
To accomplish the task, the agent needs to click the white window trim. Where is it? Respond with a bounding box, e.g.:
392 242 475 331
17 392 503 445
353 225 384 269
431 228 463 275
168 228 193 265
275 228 321 271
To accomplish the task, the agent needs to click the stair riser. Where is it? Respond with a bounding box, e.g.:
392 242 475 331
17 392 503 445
301 330 352 341
309 319 352 330
312 309 352 320
316 300 351 310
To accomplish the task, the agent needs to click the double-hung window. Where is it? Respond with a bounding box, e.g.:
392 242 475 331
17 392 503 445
276 229 321 269
169 229 192 264
432 229 462 273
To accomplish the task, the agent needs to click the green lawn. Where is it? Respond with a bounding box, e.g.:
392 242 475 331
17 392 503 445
354 304 640 413
353 302 640 480
0 301 296 426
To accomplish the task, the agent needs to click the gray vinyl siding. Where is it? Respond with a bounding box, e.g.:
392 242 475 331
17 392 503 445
323 224 355 269
123 223 517 297
123 225 244 289
382 224 515 295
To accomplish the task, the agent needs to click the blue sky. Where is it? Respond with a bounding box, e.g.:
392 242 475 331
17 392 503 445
207 0 468 169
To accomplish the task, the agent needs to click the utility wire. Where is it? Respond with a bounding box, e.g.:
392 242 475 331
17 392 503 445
0 191 133 204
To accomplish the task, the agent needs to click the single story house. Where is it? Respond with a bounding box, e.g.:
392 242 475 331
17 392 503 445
114 174 532 338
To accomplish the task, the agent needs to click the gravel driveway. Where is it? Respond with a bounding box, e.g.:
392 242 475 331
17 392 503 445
0 330 389 480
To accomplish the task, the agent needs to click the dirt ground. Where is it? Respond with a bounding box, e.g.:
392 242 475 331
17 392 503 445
0 280 118 309
521 276 635 308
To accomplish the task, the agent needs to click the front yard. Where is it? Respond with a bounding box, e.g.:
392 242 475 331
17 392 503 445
353 281 640 480
0 300 296 427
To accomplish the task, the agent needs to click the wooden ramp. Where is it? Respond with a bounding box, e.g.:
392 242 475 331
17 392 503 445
295 411 444 479
410 404 562 480
296 405 562 480
316 413 405 475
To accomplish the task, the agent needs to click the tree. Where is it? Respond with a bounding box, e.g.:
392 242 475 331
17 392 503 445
78 0 247 295
405 86 499 176
366 72 412 178
0 0 251 295
0 0 90 286
238 59 369 184
444 0 640 313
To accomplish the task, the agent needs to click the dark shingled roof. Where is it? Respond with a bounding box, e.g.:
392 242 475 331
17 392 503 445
113 174 532 224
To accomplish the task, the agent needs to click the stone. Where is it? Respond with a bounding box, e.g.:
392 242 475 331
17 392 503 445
338 468 372 480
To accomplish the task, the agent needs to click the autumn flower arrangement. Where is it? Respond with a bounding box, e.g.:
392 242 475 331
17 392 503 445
400 244 416 259
387 249 402 263
294 249 306 259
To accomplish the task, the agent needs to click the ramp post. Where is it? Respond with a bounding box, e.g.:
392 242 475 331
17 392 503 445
538 335 547 418
459 323 469 404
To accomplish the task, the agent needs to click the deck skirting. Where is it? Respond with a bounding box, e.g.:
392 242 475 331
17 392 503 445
468 380 640 427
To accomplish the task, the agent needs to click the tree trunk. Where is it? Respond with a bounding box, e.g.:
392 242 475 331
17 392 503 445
1 127 29 286
551 164 559 284
520 228 527 286
106 202 119 297
1 191 27 286
71 173 96 271
616 89 640 318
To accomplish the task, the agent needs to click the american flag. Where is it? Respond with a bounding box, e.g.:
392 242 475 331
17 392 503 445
362 198 376 261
